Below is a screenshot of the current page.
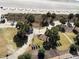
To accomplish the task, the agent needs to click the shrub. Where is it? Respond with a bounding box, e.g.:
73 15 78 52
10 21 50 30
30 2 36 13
73 29 78 34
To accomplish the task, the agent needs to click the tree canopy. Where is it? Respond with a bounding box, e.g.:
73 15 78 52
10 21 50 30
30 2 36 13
59 17 66 24
69 44 78 55
44 27 60 50
15 21 33 47
75 14 79 19
41 19 49 27
68 13 74 19
13 31 28 47
26 14 35 23
46 12 51 17
74 21 79 27
38 48 45 59
51 13 56 19
16 21 24 30
18 53 31 59
74 34 79 45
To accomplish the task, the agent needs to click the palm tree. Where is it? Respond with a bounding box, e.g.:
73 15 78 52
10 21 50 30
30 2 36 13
43 40 50 50
74 33 79 45
13 31 28 47
59 17 66 25
38 48 45 59
16 21 24 30
67 13 74 27
73 20 79 34
68 13 74 22
75 14 79 20
51 13 56 19
41 18 49 27
44 27 60 49
41 12 52 27
45 28 52 37
59 17 66 32
50 13 56 26
74 20 79 28
60 17 66 31
26 14 35 23
46 12 51 17
69 44 78 55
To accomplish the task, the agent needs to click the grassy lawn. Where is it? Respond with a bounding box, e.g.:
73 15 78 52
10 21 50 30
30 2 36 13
57 32 71 51
65 32 76 42
0 37 8 57
32 36 44 48
0 28 17 57
32 32 74 51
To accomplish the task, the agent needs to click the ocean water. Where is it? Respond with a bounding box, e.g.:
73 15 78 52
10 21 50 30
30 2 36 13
0 0 79 14
0 0 79 10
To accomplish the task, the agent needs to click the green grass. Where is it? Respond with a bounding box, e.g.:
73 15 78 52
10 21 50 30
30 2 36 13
32 32 75 51
0 37 8 57
0 28 17 57
32 36 44 47
57 32 71 51
65 32 76 42
0 28 17 49
57 32 76 51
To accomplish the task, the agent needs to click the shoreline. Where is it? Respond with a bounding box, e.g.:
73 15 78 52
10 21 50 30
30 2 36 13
0 8 79 15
